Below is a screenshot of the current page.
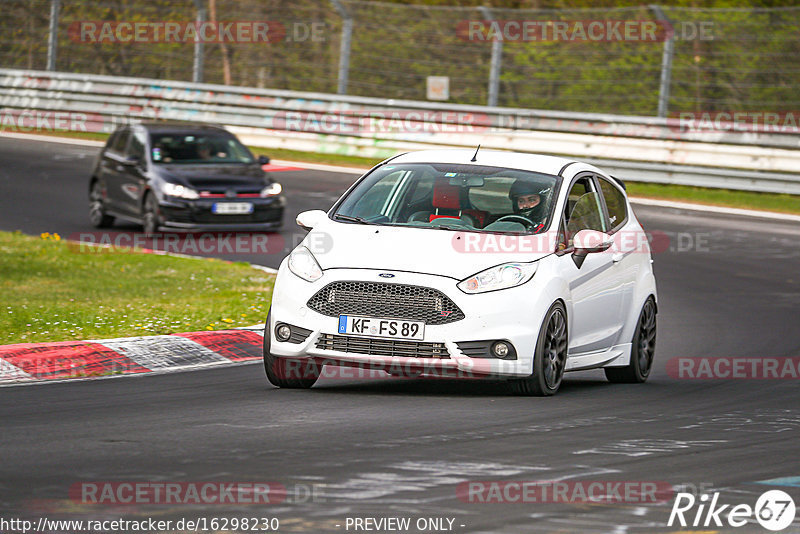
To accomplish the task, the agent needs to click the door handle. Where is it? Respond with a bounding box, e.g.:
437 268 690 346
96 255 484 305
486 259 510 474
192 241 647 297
612 252 624 263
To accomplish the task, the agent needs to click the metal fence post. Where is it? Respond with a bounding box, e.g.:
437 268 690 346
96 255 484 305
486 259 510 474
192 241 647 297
331 0 353 95
46 0 60 71
650 5 674 118
479 6 503 108
193 0 206 83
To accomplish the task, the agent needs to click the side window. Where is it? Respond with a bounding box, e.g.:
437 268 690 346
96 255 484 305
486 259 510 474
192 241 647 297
128 132 146 162
564 179 589 226
598 178 627 232
564 177 607 247
105 131 119 151
110 129 130 154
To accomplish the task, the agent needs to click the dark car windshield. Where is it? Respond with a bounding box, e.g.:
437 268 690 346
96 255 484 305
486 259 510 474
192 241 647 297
149 132 254 164
333 163 560 234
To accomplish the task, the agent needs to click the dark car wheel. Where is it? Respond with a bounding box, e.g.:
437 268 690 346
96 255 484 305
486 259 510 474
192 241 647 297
605 297 657 383
263 311 319 389
89 181 115 228
142 193 161 236
512 302 568 396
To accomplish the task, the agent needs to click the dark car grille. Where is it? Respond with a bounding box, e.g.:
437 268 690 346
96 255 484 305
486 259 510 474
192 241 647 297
160 205 282 224
306 281 465 325
316 333 449 359
192 207 283 224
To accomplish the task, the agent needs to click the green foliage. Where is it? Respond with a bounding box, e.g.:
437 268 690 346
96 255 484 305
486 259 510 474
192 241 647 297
0 0 797 115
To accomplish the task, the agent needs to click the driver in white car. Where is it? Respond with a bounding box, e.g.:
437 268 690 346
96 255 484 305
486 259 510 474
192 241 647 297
508 180 551 231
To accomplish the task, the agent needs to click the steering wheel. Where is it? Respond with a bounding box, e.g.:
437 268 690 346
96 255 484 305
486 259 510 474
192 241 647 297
494 214 537 231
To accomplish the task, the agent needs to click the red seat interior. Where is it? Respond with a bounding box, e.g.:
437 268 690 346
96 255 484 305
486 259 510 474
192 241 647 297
429 178 461 222
432 179 461 210
427 178 488 226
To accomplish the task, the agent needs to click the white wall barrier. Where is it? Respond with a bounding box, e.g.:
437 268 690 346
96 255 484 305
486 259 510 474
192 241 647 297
1 69 799 194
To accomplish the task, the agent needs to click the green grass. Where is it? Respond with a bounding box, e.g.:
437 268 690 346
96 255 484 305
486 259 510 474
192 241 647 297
8 129 800 214
626 182 800 215
251 146 377 168
0 231 274 345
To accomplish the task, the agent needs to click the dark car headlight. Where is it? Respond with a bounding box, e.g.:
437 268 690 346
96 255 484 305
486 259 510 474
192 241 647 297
260 183 282 197
162 182 199 200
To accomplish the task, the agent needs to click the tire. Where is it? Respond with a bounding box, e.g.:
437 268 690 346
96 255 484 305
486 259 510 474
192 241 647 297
605 297 657 384
512 302 568 396
89 181 115 228
263 311 319 389
142 192 161 237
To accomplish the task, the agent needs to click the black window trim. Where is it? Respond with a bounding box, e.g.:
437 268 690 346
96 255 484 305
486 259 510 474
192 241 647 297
596 174 629 235
555 171 605 255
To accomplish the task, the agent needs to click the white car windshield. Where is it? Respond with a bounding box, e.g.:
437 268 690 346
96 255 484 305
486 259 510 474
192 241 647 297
333 163 559 234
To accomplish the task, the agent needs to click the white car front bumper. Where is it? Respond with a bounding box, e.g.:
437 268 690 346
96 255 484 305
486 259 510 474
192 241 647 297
268 263 553 379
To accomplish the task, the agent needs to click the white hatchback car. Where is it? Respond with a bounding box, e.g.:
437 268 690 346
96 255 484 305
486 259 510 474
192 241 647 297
264 149 657 395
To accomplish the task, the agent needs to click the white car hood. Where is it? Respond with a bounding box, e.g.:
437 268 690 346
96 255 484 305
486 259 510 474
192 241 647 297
305 220 557 280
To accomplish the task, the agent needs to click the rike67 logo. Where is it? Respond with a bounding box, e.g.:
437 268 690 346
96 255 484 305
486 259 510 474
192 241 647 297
669 490 796 531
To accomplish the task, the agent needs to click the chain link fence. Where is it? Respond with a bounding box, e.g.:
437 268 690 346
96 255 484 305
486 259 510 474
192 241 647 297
0 0 798 116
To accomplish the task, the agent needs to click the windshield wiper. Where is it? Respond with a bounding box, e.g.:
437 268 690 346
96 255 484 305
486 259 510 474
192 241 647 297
429 223 466 231
333 214 379 225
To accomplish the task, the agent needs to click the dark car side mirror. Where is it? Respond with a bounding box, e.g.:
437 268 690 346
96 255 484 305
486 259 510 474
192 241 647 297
258 155 271 165
122 155 140 166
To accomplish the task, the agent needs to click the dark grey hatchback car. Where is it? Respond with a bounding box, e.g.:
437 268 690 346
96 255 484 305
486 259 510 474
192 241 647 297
89 123 285 234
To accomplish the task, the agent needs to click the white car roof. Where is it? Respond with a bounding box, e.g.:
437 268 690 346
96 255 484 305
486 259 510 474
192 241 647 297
387 149 578 177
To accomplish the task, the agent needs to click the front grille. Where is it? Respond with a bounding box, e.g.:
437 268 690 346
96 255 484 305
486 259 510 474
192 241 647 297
316 334 450 359
307 281 465 325
192 207 282 224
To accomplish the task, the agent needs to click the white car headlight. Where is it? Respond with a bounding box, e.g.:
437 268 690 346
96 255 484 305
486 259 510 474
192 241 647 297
260 183 282 197
457 262 538 294
162 182 199 200
288 246 323 282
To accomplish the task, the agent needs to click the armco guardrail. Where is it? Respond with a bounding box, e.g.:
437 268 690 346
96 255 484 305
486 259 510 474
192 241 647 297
1 69 799 194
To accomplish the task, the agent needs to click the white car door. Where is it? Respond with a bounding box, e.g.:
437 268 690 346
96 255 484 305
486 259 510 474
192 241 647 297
555 175 626 363
597 176 640 330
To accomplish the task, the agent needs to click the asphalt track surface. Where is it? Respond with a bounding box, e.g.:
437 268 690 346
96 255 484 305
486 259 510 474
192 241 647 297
1 136 800 533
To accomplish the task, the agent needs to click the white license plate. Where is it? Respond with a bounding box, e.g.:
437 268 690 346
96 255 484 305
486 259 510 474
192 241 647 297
212 202 253 215
338 315 425 340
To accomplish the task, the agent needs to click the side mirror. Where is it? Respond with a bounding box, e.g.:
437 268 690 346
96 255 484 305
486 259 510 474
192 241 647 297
258 155 271 165
572 229 613 268
296 210 327 231
122 155 140 166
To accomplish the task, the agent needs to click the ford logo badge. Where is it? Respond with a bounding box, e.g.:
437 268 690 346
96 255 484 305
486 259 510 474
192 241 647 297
378 273 395 278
